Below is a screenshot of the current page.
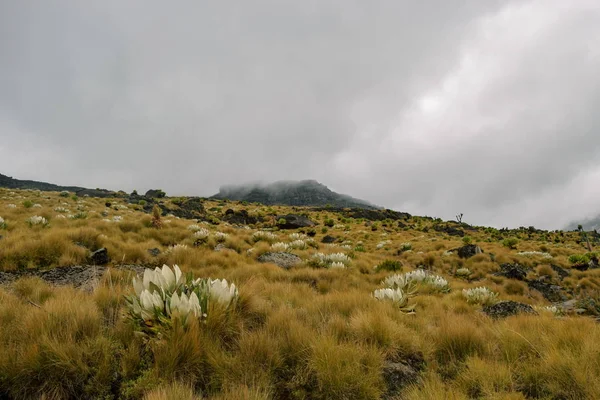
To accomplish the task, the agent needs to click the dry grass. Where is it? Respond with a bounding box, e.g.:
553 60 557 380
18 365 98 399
0 188 598 399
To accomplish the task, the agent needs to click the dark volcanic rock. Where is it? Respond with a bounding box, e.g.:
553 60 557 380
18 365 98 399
90 248 110 265
433 224 465 237
382 353 425 398
222 209 261 225
456 245 483 259
321 235 337 244
551 264 570 280
257 252 302 269
528 278 566 303
166 197 206 219
497 263 530 281
483 301 537 319
147 248 161 257
145 189 166 198
276 214 316 229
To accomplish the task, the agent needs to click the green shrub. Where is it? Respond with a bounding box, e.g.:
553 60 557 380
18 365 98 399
376 260 402 272
324 219 335 227
22 200 33 208
502 237 519 249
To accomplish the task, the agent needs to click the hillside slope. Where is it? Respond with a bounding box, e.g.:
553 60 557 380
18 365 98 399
212 179 380 209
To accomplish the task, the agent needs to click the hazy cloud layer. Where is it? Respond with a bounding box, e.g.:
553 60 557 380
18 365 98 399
1 0 599 229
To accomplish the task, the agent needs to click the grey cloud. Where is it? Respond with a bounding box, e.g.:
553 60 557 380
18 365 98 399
1 0 599 229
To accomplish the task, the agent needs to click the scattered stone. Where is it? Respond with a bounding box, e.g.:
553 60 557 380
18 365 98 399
433 224 465 237
147 248 161 257
257 252 302 269
222 209 261 225
90 248 110 265
382 352 425 398
456 244 483 259
276 214 316 229
497 263 530 281
145 189 166 198
105 202 112 208
551 264 570 280
483 301 537 319
528 278 566 303
321 235 337 244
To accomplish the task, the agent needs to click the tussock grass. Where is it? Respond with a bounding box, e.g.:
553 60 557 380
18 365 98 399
0 188 599 398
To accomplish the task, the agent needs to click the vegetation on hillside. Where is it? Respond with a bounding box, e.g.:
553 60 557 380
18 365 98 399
0 188 599 399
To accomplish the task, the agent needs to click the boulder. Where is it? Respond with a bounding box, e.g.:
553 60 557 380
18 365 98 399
528 278 566 303
321 235 337 244
222 209 261 225
483 301 537 319
90 248 110 265
456 244 483 259
145 189 166 198
382 352 425 398
147 248 161 257
433 224 465 237
497 263 530 280
257 252 302 270
551 264 570 280
276 214 316 229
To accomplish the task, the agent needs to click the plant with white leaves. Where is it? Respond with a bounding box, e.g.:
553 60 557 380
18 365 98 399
384 269 450 293
193 227 210 241
252 231 277 243
376 240 392 249
164 244 188 254
462 287 498 306
288 240 307 250
517 251 552 259
271 242 290 252
126 264 238 334
536 305 563 317
214 232 229 243
6 204 16 209
0 217 6 229
309 252 352 268
54 207 69 213
289 233 307 241
27 215 48 227
455 268 472 278
32 203 42 208
399 242 412 252
187 224 204 232
329 262 346 269
373 288 408 307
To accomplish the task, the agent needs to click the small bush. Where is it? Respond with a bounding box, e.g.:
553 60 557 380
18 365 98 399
375 260 402 272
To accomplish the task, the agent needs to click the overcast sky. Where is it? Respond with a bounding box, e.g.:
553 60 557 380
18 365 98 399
1 1 600 229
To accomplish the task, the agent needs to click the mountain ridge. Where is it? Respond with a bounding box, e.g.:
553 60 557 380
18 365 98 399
212 179 380 209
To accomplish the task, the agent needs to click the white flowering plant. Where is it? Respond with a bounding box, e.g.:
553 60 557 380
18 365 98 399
252 231 277 243
27 215 49 227
309 252 352 268
383 269 450 293
462 287 498 306
125 264 239 335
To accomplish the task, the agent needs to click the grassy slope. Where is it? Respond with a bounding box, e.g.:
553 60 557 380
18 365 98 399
0 188 599 399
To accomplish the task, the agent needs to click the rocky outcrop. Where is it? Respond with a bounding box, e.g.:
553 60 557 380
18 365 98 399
222 209 262 225
483 301 537 319
321 235 337 244
382 352 425 398
90 248 110 265
276 214 316 229
433 224 465 237
497 263 530 281
257 252 302 269
528 278 566 303
456 245 483 259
